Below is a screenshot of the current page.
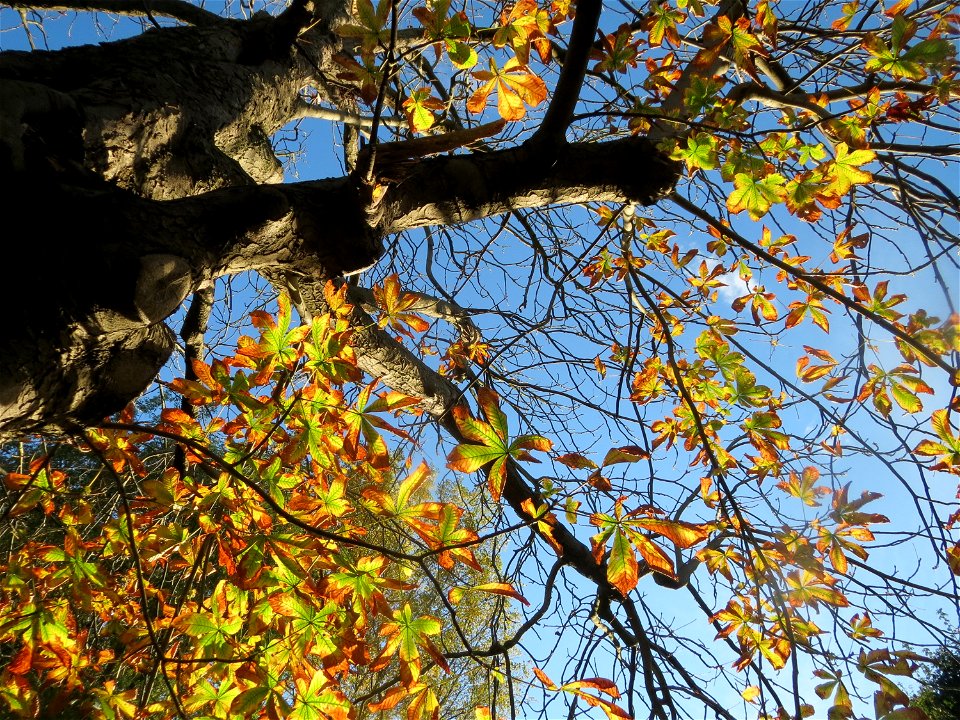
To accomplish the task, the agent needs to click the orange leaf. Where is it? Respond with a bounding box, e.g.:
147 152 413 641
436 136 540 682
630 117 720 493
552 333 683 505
533 667 558 690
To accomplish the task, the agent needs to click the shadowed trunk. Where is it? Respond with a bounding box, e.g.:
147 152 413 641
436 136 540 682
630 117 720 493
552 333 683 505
0 4 678 438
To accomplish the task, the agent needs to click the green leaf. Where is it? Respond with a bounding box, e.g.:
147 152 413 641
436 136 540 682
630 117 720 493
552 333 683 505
446 39 478 69
607 529 639 595
676 133 719 171
726 172 786 220
447 443 506 473
828 143 875 196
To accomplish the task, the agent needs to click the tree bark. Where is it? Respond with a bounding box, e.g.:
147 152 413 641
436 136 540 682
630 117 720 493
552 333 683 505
0 5 679 439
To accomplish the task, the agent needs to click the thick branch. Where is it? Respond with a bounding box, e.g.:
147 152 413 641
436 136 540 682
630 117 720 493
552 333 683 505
379 135 678 234
3 0 225 25
650 0 747 140
0 132 676 438
727 82 831 118
530 0 603 145
819 80 936 103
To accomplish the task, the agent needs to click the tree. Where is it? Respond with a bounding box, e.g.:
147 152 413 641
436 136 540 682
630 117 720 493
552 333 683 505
914 635 960 720
0 0 957 719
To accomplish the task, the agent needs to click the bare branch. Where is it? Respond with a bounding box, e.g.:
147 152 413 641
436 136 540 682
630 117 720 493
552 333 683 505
671 192 960 381
294 99 406 128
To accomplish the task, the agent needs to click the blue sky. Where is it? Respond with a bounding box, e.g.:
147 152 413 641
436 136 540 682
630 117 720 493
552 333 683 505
2 3 958 719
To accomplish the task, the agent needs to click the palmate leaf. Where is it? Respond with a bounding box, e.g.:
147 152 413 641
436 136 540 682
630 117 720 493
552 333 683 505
697 14 765 77
175 611 243 650
375 603 449 685
290 670 352 720
361 461 443 523
338 0 391 55
242 292 309 377
777 466 832 506
184 680 241 716
493 0 554 64
862 14 953 80
447 388 551 499
675 132 719 172
624 515 711 549
914 409 960 472
373 274 432 336
592 501 709 591
593 24 641 73
447 442 507 473
726 172 787 220
825 143 875 196
407 503 482 571
403 88 446 133
786 569 850 609
645 2 686 47
343 380 417 470
467 57 548 121
406 683 441 720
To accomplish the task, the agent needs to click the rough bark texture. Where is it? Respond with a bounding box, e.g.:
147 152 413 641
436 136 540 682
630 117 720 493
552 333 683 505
0 4 679 439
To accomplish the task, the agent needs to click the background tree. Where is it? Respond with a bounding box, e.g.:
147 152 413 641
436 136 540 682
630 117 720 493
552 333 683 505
0 0 958 719
913 632 960 720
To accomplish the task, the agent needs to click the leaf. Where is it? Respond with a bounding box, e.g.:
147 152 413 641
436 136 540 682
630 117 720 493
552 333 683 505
557 677 632 719
374 274 432 337
645 3 686 47
533 667 558 690
446 389 550 499
625 516 710 548
367 685 407 713
377 603 448 682
447 442 508 474
448 582 529 606
675 132 719 172
601 445 650 466
339 0 391 54
726 172 786 220
446 39 479 69
914 409 960 472
607 528 639 594
593 24 642 72
862 15 954 80
556 452 598 469
493 0 555 64
777 467 831 506
826 143 875 196
629 533 676 579
468 57 548 121
403 89 446 133
362 461 442 524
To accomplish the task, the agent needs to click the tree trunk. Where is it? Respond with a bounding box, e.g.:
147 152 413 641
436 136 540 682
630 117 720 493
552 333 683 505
0 5 678 439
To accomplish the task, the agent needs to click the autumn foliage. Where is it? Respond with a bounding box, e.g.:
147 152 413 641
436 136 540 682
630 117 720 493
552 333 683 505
1 0 959 719
1 287 508 719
